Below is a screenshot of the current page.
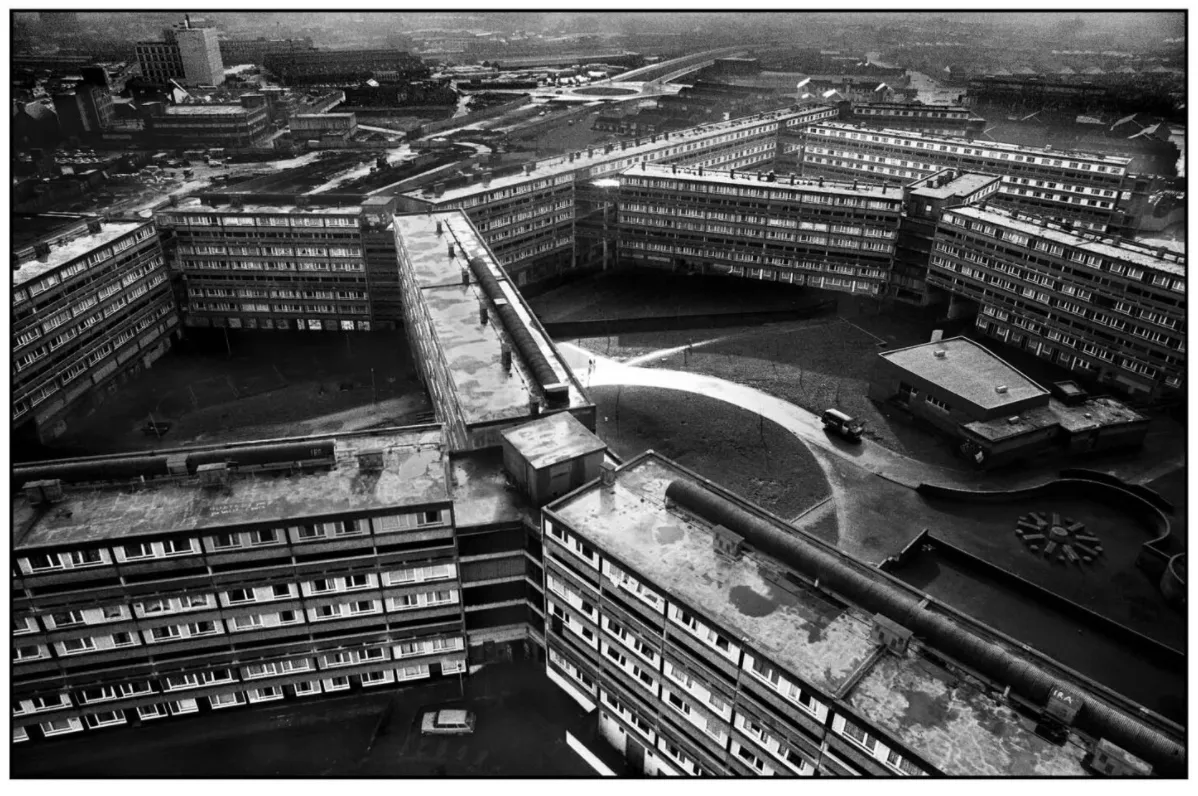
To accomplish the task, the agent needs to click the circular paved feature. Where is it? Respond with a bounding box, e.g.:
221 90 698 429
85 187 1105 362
1015 512 1103 565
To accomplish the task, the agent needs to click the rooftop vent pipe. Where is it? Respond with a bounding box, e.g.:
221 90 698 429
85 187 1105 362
662 478 1184 775
467 256 568 407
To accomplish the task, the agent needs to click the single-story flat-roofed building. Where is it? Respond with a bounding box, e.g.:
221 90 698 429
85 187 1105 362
869 337 1147 467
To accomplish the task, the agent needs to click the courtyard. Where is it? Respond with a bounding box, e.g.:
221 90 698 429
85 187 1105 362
38 329 430 460
12 663 594 778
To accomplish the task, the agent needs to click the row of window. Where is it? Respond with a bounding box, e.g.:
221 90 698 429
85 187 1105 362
808 124 1127 175
15 593 460 662
16 667 449 740
16 226 158 304
18 512 446 573
16 569 455 633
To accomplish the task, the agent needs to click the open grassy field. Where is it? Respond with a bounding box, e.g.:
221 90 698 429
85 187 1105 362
576 318 966 470
590 384 831 522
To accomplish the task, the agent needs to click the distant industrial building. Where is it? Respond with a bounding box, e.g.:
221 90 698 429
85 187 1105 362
927 206 1185 397
840 102 986 138
218 36 314 66
868 337 1148 466
135 15 225 87
141 96 270 148
784 122 1135 234
12 218 176 445
542 451 1180 774
291 112 358 141
263 48 428 85
52 85 114 139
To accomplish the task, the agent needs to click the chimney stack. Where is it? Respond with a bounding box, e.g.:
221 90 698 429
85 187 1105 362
435 219 443 235
86 218 102 234
34 242 51 262
447 242 455 259
479 300 488 325
500 343 512 373
460 267 470 286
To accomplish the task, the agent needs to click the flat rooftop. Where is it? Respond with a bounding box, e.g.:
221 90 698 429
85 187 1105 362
550 452 1095 776
965 396 1146 442
809 121 1133 167
12 220 150 290
879 337 1049 411
847 649 1088 776
449 448 531 529
549 454 879 696
632 163 902 199
13 427 449 550
163 105 255 116
157 197 361 219
910 172 999 200
393 211 590 427
500 411 606 470
945 206 1186 276
406 105 831 206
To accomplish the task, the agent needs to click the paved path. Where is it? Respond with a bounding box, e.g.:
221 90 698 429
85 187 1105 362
560 343 1180 491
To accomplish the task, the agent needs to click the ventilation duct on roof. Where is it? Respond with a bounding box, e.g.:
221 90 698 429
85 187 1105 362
467 257 568 407
661 477 1184 774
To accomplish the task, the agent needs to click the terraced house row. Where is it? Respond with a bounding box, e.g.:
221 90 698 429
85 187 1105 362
540 452 1183 777
12 218 176 448
928 206 1186 397
783 122 1136 234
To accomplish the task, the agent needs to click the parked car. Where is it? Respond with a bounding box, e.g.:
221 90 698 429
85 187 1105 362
821 408 864 442
420 709 476 736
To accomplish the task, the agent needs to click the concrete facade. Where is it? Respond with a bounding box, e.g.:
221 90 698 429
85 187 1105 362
12 219 175 445
928 206 1185 397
